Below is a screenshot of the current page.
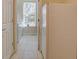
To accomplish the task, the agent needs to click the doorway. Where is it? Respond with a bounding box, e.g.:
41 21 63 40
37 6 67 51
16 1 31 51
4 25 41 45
12 0 38 59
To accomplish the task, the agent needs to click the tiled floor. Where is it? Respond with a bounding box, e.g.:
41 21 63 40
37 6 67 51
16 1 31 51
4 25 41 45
11 35 38 59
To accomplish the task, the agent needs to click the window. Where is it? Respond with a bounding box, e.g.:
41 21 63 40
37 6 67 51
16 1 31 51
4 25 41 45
23 2 36 27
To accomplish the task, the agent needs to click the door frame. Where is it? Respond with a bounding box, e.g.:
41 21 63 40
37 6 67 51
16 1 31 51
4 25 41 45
12 0 44 58
13 0 39 53
7 0 17 59
13 0 17 52
38 0 42 51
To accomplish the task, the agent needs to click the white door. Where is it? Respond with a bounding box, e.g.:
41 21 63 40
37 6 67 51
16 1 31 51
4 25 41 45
2 24 7 59
2 0 14 59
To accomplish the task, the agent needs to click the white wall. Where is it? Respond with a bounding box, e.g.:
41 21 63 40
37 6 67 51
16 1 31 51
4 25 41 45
16 0 23 23
42 4 46 59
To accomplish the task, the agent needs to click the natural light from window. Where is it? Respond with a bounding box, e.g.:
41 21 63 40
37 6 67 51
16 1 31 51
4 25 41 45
22 2 36 27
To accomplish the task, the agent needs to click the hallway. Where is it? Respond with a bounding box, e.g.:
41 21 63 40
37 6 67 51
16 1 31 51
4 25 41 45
12 35 38 59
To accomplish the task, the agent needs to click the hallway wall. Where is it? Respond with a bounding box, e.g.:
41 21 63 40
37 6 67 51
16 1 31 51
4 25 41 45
41 4 46 59
16 0 23 23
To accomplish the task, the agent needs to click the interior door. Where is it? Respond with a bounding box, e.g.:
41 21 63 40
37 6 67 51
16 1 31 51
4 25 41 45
2 0 14 59
46 0 77 59
2 25 7 59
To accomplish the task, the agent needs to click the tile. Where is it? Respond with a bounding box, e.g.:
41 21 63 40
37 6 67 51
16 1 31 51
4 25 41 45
12 35 38 59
